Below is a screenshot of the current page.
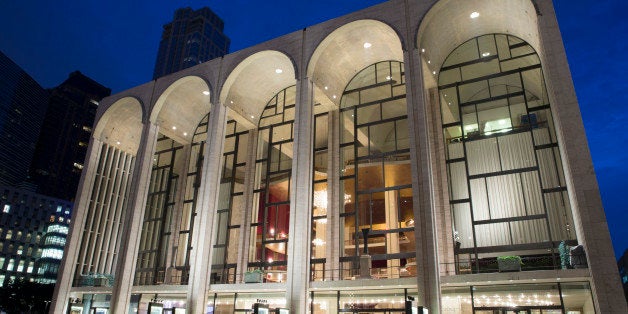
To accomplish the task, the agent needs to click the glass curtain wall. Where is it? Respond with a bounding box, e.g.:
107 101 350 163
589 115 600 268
311 112 329 280
211 119 249 283
438 34 576 273
135 134 184 285
174 114 209 283
338 61 415 279
134 114 208 285
441 282 595 313
249 86 296 280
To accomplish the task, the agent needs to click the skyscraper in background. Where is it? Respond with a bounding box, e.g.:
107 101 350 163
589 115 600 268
0 51 48 186
30 71 111 201
152 7 230 79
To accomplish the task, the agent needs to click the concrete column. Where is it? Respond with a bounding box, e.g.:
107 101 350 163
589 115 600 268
236 129 259 282
385 190 400 278
50 138 103 314
109 122 159 314
165 143 192 284
186 102 227 313
286 77 314 314
403 47 441 313
537 2 628 313
326 110 341 281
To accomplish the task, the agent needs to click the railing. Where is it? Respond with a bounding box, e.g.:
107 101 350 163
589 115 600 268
445 253 587 275
311 264 415 281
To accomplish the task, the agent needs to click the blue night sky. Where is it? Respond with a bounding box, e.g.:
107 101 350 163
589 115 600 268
1 1 626 257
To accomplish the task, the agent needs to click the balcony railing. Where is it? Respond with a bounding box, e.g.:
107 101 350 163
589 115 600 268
445 253 587 275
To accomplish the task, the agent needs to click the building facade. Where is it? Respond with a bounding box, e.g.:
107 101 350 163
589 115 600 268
52 1 627 313
0 51 48 186
153 7 230 79
618 250 628 302
0 184 72 285
30 71 111 201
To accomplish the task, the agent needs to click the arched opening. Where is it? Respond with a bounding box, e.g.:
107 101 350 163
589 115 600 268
307 20 408 285
75 97 143 286
135 76 211 286
438 34 575 274
220 50 296 128
336 61 415 281
245 86 296 280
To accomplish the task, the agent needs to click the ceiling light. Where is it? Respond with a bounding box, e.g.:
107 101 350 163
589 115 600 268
432 71 436 75
116 141 121 145
363 42 372 48
332 95 337 99
275 68 283 74
386 75 391 80
251 115 255 119
202 91 210 95
230 100 234 104
470 12 480 18
427 60 431 64
324 86 328 90
183 132 188 136
421 48 425 53
482 52 490 57
172 126 177 130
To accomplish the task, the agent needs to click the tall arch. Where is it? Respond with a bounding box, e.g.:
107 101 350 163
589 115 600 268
437 33 576 271
220 50 297 128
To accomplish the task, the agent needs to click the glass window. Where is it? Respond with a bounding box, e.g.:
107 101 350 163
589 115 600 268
250 86 295 274
438 34 576 274
337 61 415 280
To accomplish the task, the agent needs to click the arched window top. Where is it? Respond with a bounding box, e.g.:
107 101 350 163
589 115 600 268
340 61 405 110
258 86 296 128
192 114 210 144
438 34 543 100
438 34 549 130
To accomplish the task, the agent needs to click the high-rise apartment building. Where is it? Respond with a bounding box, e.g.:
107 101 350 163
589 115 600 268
153 7 230 79
52 1 628 313
30 71 111 201
0 51 48 186
0 184 72 285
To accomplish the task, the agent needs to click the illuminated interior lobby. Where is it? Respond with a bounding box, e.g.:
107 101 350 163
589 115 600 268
51 0 627 313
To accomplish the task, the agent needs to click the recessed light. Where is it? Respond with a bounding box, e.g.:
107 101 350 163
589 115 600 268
275 68 283 74
432 71 436 75
470 12 480 18
183 132 188 136
116 141 121 145
421 48 425 53
251 115 255 119
363 42 372 48
172 126 177 130
482 52 490 57
324 86 328 90
427 60 431 64
386 75 391 80
230 100 234 104
202 91 210 95
332 95 337 99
